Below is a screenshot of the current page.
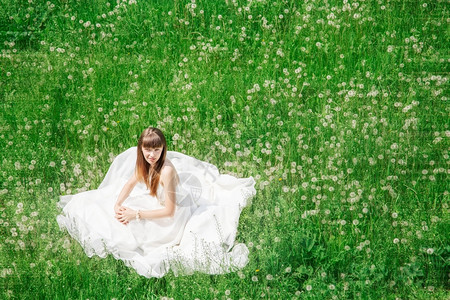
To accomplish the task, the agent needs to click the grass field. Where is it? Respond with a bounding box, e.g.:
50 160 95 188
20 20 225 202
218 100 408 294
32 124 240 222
0 0 449 299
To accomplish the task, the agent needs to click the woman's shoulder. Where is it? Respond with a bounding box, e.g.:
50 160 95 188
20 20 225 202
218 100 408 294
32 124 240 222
160 159 179 186
161 159 177 176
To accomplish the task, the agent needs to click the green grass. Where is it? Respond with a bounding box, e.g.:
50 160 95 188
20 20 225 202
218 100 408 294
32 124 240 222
1 0 449 299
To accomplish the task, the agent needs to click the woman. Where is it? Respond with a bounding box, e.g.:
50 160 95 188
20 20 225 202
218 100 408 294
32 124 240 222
114 127 181 225
56 127 256 278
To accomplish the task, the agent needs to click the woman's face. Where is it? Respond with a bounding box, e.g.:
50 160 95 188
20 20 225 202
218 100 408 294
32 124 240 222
142 146 163 165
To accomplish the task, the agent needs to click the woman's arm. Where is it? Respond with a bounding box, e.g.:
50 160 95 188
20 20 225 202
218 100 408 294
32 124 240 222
115 174 138 207
139 166 177 219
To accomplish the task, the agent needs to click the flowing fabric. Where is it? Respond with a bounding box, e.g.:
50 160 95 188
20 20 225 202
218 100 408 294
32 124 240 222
56 146 256 278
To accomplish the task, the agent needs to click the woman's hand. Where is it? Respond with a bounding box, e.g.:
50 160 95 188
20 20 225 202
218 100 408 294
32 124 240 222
114 204 122 215
115 206 136 225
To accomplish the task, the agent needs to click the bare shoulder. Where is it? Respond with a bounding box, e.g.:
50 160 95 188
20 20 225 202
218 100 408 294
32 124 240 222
160 159 179 186
161 159 176 175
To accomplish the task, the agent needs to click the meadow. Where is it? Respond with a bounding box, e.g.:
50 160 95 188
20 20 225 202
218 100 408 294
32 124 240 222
0 0 448 299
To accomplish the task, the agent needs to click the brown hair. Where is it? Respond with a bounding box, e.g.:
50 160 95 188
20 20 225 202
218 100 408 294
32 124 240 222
135 127 167 196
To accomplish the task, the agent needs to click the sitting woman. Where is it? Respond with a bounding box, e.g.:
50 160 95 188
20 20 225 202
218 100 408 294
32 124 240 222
57 126 256 278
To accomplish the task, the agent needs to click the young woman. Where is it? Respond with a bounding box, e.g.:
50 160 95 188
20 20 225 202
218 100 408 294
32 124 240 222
114 127 181 225
56 127 256 278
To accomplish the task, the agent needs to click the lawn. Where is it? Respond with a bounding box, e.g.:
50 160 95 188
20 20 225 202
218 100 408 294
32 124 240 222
0 0 448 299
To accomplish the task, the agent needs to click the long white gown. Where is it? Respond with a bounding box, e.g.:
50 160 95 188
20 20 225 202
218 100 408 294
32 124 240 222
56 146 256 278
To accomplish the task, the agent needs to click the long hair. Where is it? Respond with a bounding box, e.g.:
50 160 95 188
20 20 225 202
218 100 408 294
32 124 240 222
135 127 167 196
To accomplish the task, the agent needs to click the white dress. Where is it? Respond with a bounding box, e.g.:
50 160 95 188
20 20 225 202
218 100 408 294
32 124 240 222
56 146 256 278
